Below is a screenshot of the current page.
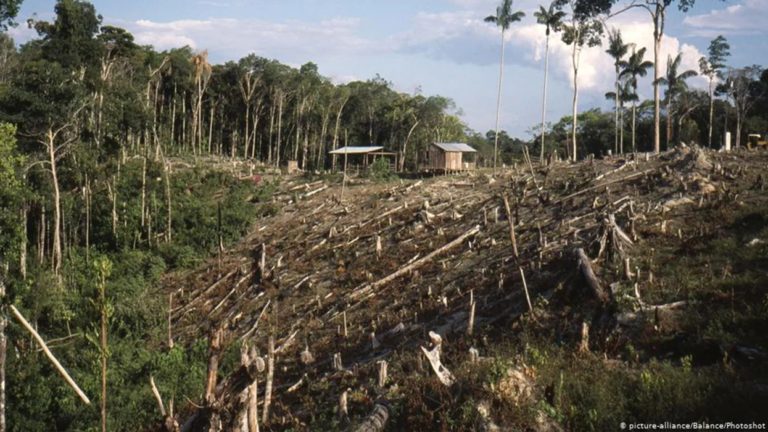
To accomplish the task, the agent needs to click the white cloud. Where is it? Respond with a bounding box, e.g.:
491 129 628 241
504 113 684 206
6 22 38 45
121 16 378 63
683 0 768 37
395 8 707 97
329 74 360 85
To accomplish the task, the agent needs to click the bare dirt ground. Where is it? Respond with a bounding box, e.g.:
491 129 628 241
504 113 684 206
159 146 768 431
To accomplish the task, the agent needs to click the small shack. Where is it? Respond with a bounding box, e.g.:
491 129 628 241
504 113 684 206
329 146 398 171
425 142 477 172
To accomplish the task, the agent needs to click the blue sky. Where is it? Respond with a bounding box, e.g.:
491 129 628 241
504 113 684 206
9 0 768 138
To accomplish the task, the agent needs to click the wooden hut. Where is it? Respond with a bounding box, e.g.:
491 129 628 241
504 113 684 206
329 146 398 171
425 143 477 172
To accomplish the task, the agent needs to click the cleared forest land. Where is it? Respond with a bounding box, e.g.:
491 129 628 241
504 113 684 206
160 147 768 431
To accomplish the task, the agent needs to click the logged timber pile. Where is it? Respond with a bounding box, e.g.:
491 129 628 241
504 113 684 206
157 146 768 431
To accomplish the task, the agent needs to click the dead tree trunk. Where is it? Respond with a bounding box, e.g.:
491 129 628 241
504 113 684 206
205 328 223 405
262 336 275 425
248 378 259 432
575 248 610 304
352 402 390 432
9 305 90 404
501 194 519 258
350 225 480 301
0 277 6 432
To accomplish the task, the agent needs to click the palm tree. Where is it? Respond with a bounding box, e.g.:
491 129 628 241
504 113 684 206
619 47 653 153
534 2 565 162
605 79 635 156
605 28 630 154
657 52 697 149
485 0 525 173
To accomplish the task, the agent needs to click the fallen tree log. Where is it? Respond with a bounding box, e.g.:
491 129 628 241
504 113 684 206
349 225 481 301
351 402 389 432
574 248 610 304
554 169 653 204
9 305 91 405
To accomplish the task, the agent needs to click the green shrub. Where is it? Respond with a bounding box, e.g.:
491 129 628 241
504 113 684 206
366 157 396 181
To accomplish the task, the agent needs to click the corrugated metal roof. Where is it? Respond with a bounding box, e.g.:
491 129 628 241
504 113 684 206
432 142 477 153
329 146 384 154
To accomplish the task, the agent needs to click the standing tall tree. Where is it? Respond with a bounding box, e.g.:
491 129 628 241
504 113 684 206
699 35 730 148
619 46 653 153
605 28 630 154
485 0 525 173
720 66 764 149
239 65 261 159
621 0 723 154
534 2 565 161
605 79 635 154
657 52 696 148
191 50 212 155
94 256 112 432
555 0 605 161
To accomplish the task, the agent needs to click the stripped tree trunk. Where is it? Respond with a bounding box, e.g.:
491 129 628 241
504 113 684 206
47 128 62 274
0 276 6 432
262 336 275 425
248 378 259 432
540 31 551 161
205 328 223 405
492 28 506 174
707 79 715 148
652 14 662 154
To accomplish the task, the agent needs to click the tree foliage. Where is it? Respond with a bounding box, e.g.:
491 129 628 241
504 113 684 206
0 0 21 30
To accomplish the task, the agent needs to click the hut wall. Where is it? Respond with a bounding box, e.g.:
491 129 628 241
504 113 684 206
429 146 445 170
445 152 463 171
426 146 473 171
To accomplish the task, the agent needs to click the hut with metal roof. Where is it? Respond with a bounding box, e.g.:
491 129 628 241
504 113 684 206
425 142 477 172
329 146 398 171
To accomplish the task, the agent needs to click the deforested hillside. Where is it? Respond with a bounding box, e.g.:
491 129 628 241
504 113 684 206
159 147 768 431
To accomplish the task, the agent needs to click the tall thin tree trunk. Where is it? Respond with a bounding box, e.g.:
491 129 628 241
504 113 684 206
317 109 330 170
48 129 62 275
614 66 620 154
707 80 715 148
153 79 162 159
85 177 91 263
401 120 419 172
99 267 108 432
492 29 506 173
191 79 200 156
0 276 6 432
182 94 187 154
331 96 348 171
19 199 27 281
141 154 147 229
571 43 580 162
208 103 215 155
170 86 177 153
666 99 674 149
652 19 662 154
276 95 284 168
632 102 637 153
244 104 250 160
38 206 45 265
251 108 261 160
267 104 275 165
620 104 625 154
540 33 551 161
